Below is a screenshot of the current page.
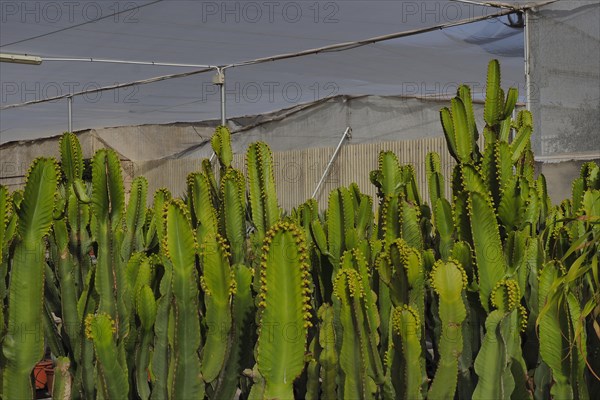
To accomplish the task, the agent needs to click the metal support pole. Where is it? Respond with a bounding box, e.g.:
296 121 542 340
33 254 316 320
67 95 73 132
208 68 226 163
312 127 352 199
213 67 226 126
524 9 531 111
220 73 226 126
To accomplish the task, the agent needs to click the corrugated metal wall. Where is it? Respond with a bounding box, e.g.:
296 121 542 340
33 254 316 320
136 136 459 209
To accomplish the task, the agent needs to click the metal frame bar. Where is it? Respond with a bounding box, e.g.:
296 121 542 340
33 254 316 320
525 9 532 111
312 127 352 199
67 95 73 132
218 68 226 126
41 57 214 69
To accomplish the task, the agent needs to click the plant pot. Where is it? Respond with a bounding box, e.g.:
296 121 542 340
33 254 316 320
45 364 55 394
33 360 54 392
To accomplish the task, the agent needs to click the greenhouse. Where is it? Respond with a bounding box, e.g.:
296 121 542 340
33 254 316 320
0 1 599 399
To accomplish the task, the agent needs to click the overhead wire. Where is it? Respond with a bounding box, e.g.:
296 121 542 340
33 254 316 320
2 2 544 111
0 67 214 110
0 0 164 48
41 57 214 68
222 7 517 69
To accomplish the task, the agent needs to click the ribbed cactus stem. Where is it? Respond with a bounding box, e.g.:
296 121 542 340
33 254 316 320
199 233 235 383
135 284 157 400
428 259 467 400
85 313 129 399
163 199 204 398
333 268 372 399
59 132 84 184
122 176 148 259
391 305 423 400
255 221 312 399
211 125 233 169
52 357 73 400
318 304 338 399
220 167 246 265
2 158 58 399
91 149 125 321
246 142 280 240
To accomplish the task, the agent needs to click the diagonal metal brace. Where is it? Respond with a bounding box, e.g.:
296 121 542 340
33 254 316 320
312 127 352 199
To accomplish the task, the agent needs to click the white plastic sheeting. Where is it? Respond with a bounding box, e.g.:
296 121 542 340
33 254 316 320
528 0 600 157
0 0 527 142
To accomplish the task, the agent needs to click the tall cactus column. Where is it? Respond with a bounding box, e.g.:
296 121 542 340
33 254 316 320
251 221 312 399
163 199 204 399
1 158 58 399
428 259 468 400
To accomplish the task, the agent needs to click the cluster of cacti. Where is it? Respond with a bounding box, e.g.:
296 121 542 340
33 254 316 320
0 60 598 399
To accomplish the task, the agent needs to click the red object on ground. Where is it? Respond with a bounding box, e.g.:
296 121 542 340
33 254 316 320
34 360 54 391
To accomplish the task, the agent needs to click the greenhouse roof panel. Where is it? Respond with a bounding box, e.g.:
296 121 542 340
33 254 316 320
0 0 527 142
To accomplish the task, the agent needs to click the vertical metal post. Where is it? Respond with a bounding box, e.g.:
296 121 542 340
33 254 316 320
220 70 226 126
524 9 531 111
312 127 352 199
213 67 226 126
209 67 226 163
67 95 73 132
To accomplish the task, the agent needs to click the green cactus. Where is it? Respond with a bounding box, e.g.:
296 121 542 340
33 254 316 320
85 313 129 398
0 185 15 337
135 284 157 400
1 59 597 400
484 59 503 127
468 191 507 312
333 268 376 399
440 86 480 164
537 260 588 400
49 217 83 386
312 186 374 269
433 198 454 260
149 256 173 400
390 305 424 400
122 176 148 259
253 221 312 399
371 153 424 252
91 149 125 321
199 233 235 383
146 189 172 400
211 263 254 400
59 132 84 183
473 279 529 400
162 199 204 398
1 158 58 399
246 141 280 242
345 248 384 381
377 239 425 322
400 195 424 251
220 167 247 265
426 152 444 211
212 125 233 170
428 259 467 400
317 304 338 399
333 249 385 399
52 356 73 400
370 151 402 198
187 172 218 240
